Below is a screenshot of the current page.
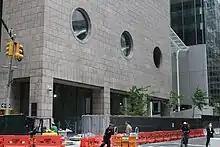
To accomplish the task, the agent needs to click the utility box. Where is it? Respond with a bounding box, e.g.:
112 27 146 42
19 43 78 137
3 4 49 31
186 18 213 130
0 114 29 135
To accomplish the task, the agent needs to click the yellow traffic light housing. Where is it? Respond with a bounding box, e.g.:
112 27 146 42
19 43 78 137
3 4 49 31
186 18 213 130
5 40 14 56
14 43 24 61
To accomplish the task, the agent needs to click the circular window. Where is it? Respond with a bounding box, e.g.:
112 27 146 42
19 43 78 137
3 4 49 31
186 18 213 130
121 31 133 59
153 46 162 68
71 8 91 42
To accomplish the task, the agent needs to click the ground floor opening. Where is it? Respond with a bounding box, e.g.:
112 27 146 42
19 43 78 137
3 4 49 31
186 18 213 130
53 83 93 133
1 77 170 133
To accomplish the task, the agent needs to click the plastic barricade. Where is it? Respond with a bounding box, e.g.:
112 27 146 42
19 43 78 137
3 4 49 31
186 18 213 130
171 130 178 140
42 133 58 136
87 137 96 147
121 136 129 147
155 131 164 142
163 131 171 141
34 135 62 147
176 130 181 139
112 135 122 147
145 132 156 144
80 138 88 147
94 136 102 146
199 128 205 137
193 129 200 137
189 129 195 138
3 135 31 147
0 136 4 147
135 128 205 145
129 136 137 147
137 132 146 145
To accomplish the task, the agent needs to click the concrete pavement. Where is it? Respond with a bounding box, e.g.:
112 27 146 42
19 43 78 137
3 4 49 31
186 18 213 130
139 135 220 147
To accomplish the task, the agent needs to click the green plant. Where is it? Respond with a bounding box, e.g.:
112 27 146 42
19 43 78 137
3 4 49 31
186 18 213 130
168 90 183 110
192 87 207 118
120 86 152 116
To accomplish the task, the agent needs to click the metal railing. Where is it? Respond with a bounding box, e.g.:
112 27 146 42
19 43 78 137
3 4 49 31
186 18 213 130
170 27 189 53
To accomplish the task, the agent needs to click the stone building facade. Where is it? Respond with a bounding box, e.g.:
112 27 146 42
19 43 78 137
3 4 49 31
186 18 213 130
0 0 171 118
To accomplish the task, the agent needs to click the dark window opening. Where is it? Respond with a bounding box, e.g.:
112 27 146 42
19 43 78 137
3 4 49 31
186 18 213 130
153 47 162 68
31 103 37 116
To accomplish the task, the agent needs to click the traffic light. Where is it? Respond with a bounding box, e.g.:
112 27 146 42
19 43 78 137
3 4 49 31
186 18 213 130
5 40 14 56
14 43 24 61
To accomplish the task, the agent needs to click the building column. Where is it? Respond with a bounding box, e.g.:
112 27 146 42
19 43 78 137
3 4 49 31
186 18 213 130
29 76 53 118
92 87 110 115
161 102 170 116
123 97 128 115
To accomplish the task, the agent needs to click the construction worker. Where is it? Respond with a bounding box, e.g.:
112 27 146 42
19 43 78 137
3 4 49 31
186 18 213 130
100 123 114 147
50 122 58 133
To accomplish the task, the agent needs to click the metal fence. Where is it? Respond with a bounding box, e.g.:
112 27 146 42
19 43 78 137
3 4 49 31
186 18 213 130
80 115 220 134
81 115 110 135
57 117 82 134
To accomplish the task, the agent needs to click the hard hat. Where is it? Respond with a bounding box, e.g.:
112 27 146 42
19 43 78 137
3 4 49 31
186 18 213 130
183 122 187 124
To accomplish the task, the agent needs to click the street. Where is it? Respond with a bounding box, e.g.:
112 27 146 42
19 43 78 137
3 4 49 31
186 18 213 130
139 135 220 147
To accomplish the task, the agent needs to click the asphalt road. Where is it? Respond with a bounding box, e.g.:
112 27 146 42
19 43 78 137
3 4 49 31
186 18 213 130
66 135 220 147
139 135 220 147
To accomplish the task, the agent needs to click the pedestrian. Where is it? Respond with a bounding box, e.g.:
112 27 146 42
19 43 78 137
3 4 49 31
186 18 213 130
206 123 215 147
125 121 132 136
181 122 190 147
100 123 114 147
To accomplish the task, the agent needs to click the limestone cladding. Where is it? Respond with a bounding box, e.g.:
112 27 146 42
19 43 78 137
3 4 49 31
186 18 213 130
0 0 171 101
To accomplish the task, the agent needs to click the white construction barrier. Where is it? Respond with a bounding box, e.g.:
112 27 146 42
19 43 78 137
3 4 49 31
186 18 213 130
210 138 220 147
214 128 220 135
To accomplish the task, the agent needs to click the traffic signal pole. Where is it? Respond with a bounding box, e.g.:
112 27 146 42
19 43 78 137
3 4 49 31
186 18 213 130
5 46 13 115
0 18 15 115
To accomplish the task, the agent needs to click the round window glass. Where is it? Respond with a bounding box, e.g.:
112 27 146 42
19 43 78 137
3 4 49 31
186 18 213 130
153 46 162 68
121 31 133 59
71 8 91 42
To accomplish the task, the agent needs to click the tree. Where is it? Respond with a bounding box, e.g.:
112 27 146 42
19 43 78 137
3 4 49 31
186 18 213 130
168 90 183 112
120 86 152 116
192 87 207 118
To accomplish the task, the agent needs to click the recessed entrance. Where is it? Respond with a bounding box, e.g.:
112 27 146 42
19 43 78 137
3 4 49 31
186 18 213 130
53 83 93 133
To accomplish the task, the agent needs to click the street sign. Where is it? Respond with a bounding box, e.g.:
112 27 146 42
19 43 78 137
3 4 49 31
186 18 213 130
1 103 6 108
1 103 11 108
